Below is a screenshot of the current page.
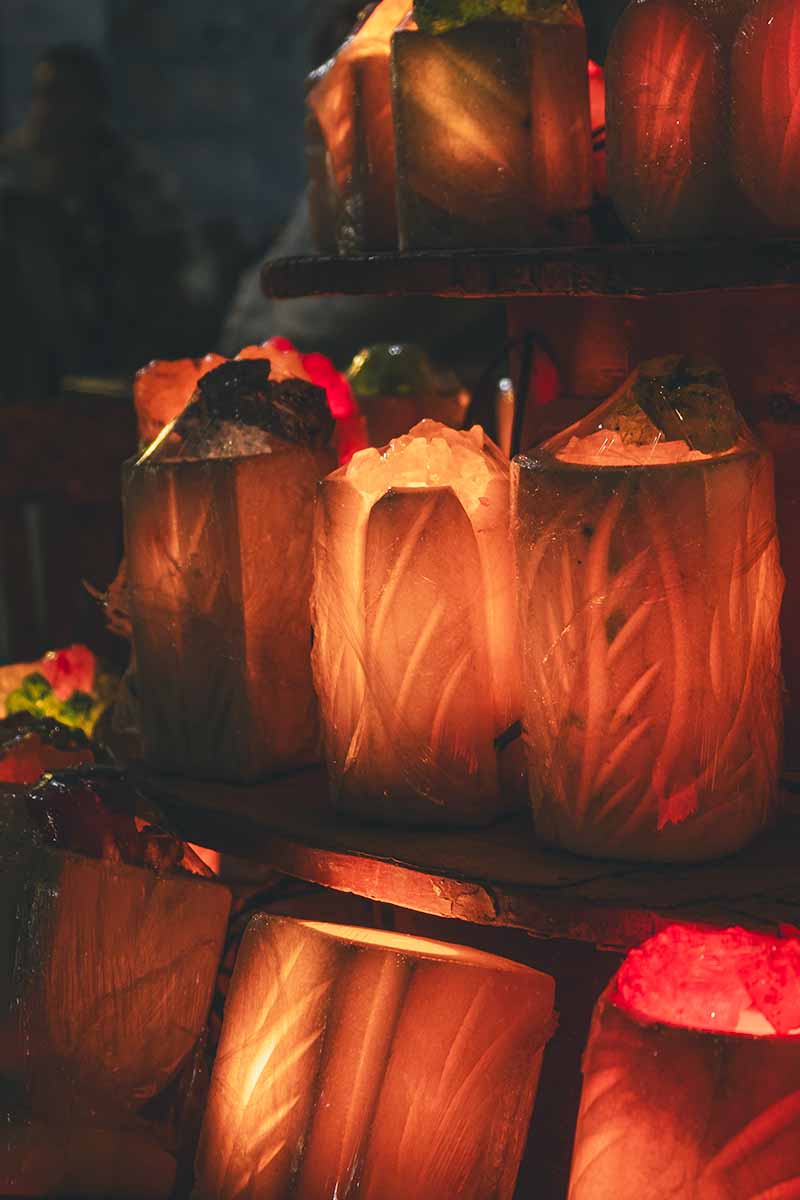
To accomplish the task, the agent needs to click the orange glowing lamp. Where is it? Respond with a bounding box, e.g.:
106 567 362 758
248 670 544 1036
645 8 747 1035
391 3 592 248
194 915 555 1200
512 356 784 860
125 360 337 782
732 0 800 232
312 421 523 826
307 0 410 252
570 924 800 1199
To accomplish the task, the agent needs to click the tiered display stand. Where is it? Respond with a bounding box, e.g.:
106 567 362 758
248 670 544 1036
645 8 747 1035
143 240 800 1198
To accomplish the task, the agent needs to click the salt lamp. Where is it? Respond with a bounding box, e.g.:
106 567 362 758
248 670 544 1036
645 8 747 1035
392 0 592 249
346 342 469 447
124 360 337 782
569 924 800 1199
134 340 364 465
307 0 410 252
732 0 800 232
0 773 231 1198
512 356 784 861
312 420 522 826
194 914 555 1200
605 0 749 239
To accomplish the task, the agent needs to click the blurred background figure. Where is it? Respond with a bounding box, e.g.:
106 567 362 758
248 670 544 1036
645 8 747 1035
0 45 195 399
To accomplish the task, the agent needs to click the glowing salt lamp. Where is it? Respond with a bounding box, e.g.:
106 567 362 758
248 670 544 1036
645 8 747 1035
732 0 800 232
195 914 555 1200
135 340 364 465
569 924 800 1199
307 0 410 252
124 360 336 782
512 356 784 861
392 0 592 249
312 420 522 826
606 0 742 238
0 777 231 1198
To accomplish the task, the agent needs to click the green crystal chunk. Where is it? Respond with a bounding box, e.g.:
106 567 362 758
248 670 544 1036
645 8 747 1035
413 0 580 34
629 355 742 453
346 343 439 397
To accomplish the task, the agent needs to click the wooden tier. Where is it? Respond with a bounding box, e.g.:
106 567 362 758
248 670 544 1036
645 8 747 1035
140 766 800 953
261 239 800 300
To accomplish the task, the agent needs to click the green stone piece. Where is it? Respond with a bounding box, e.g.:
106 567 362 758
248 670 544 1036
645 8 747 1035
346 343 439 397
413 0 580 34
630 355 742 453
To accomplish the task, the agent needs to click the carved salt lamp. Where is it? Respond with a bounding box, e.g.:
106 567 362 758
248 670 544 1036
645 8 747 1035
732 0 800 232
124 360 336 781
569 924 800 1199
312 420 522 826
392 0 592 249
307 0 410 252
0 773 231 1198
606 0 748 238
195 914 555 1200
512 356 784 861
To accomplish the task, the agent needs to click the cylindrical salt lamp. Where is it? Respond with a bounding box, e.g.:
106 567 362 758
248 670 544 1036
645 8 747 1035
392 0 592 249
606 0 749 239
307 0 410 252
569 923 800 1199
732 0 800 232
312 420 522 826
512 355 784 861
346 342 469 447
124 361 336 781
194 914 555 1200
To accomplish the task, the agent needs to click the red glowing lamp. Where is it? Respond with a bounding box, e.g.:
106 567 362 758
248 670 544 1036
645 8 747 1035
570 924 800 1199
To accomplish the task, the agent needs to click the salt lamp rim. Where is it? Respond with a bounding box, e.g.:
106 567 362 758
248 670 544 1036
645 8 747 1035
248 912 554 986
514 440 760 475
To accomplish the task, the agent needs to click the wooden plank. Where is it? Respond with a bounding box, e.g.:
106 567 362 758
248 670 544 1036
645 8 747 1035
138 766 800 953
260 240 800 300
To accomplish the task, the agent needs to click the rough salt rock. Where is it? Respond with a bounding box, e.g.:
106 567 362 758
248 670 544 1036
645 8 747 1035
346 420 490 510
415 0 579 33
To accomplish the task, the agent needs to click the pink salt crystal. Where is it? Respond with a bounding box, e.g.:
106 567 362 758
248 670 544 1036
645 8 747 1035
39 644 96 701
612 925 800 1036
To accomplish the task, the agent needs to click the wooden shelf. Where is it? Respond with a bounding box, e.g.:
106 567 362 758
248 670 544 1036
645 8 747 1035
139 765 800 953
261 239 800 301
